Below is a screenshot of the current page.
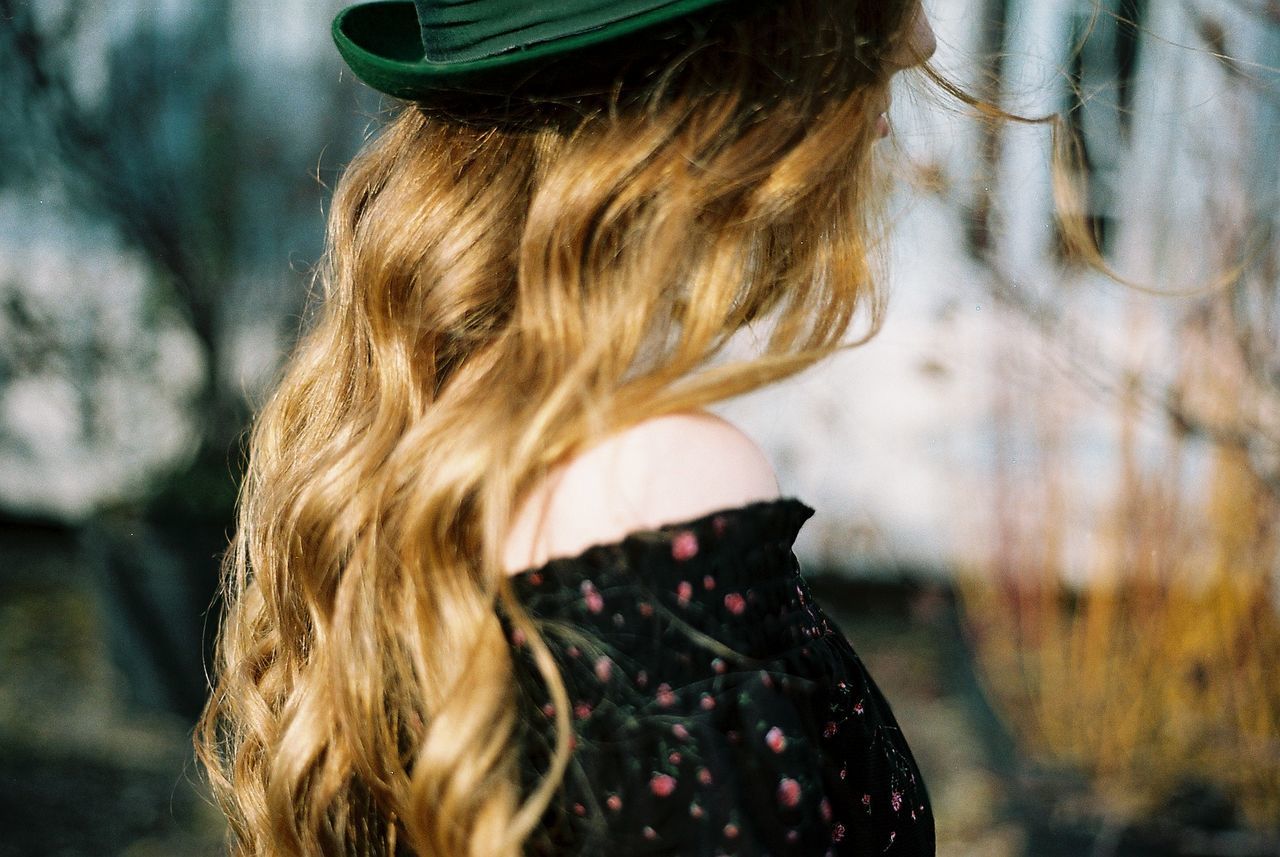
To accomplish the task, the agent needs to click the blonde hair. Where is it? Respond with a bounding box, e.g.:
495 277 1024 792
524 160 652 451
194 1 1089 854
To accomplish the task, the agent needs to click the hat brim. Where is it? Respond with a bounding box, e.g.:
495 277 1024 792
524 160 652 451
332 0 742 100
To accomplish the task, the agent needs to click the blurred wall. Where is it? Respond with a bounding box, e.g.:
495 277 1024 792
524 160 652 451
1 0 1275 582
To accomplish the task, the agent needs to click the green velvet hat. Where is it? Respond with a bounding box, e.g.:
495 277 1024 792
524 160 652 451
333 0 751 100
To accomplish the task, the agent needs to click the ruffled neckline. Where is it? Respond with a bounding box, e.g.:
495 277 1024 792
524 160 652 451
504 496 815 593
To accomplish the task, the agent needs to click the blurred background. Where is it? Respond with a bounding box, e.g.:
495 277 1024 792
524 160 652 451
0 1 1276 855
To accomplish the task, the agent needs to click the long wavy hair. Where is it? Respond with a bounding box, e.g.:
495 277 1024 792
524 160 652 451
195 1 1100 854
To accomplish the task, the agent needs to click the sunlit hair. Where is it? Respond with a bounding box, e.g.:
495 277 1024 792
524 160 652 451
194 0 1101 854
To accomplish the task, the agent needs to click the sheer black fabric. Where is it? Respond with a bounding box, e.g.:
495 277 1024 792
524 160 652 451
496 497 935 856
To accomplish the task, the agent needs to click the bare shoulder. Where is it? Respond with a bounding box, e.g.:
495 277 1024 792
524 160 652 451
502 410 780 574
598 410 781 513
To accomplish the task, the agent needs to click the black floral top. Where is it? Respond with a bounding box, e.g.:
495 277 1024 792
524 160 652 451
496 497 935 857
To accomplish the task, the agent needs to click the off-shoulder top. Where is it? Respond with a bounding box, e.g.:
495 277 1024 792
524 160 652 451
495 497 935 857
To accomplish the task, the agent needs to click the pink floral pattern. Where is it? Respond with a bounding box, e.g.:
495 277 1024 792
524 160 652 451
778 776 802 808
650 773 677 797
672 530 699 561
580 580 604 614
677 580 693 605
499 497 933 856
766 726 787 753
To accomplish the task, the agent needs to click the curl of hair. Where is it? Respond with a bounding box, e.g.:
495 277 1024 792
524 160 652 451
195 0 1102 854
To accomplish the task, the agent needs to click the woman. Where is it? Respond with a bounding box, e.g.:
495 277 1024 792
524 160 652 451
197 1 998 855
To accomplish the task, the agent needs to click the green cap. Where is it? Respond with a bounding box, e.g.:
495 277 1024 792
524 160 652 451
332 0 751 100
